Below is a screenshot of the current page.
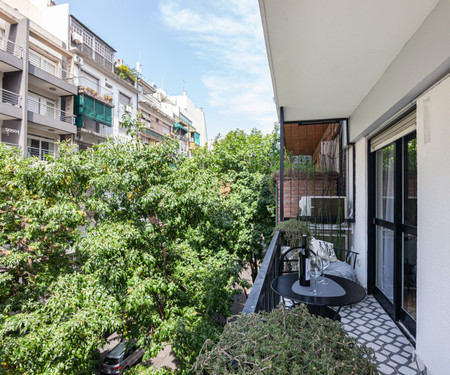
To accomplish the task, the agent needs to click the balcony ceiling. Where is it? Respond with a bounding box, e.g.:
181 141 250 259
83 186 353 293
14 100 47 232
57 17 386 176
259 0 439 122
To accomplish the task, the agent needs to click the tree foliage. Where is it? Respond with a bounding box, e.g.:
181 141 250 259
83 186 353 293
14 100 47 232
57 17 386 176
0 123 277 374
191 129 277 282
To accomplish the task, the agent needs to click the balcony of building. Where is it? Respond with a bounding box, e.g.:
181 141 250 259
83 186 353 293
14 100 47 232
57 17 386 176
27 96 76 135
0 88 22 120
243 230 420 374
0 38 24 71
28 50 77 96
74 94 113 137
70 16 115 73
76 75 114 106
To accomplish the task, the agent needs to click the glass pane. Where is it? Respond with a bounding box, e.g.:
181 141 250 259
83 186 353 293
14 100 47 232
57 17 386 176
403 233 417 320
376 226 394 302
376 144 395 222
404 138 417 226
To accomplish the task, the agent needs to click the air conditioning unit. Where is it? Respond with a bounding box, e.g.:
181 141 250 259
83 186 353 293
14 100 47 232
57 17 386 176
73 54 83 66
72 32 83 45
125 104 132 113
299 196 346 220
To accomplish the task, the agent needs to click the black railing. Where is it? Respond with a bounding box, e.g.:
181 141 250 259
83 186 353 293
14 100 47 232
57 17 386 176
242 231 282 314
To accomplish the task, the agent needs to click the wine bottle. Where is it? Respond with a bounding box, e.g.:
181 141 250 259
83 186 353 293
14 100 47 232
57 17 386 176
299 235 311 287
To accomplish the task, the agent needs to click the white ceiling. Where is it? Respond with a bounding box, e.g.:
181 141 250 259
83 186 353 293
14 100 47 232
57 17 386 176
259 0 439 122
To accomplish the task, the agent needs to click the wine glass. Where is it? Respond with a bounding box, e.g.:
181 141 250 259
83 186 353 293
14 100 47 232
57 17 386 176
309 255 322 295
318 247 331 285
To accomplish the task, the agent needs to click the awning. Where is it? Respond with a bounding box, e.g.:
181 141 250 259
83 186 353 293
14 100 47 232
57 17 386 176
194 132 200 146
174 122 188 132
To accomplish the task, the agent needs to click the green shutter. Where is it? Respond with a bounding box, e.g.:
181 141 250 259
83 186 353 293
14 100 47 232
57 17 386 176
84 96 95 119
105 106 112 126
95 100 105 122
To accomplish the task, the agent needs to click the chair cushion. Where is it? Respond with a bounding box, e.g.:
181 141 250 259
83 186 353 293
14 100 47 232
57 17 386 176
311 238 338 262
324 261 357 282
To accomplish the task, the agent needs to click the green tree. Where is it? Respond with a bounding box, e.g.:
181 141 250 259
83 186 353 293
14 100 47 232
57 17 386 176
0 129 240 373
191 129 277 282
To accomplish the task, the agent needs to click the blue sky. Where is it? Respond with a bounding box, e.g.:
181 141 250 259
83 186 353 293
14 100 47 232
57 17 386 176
55 0 278 139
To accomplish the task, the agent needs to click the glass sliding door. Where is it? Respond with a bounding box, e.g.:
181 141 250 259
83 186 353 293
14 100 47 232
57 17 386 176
370 125 417 338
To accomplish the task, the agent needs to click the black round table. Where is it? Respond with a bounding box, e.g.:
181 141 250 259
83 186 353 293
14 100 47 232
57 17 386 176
271 273 366 320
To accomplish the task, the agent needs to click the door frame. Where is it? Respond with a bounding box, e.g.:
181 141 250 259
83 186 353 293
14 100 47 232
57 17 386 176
368 116 417 339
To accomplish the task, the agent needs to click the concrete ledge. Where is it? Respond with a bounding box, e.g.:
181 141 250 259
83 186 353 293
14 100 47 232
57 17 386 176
28 63 77 95
0 102 22 119
28 110 76 134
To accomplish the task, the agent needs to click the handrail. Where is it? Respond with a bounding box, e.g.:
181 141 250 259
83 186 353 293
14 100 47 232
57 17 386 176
77 75 113 100
27 146 54 160
138 93 162 110
27 98 75 125
29 51 74 83
0 89 22 107
0 39 23 58
242 231 282 314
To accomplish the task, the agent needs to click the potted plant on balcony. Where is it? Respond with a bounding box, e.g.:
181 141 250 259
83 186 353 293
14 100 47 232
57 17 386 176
114 63 137 85
273 218 311 247
103 94 113 104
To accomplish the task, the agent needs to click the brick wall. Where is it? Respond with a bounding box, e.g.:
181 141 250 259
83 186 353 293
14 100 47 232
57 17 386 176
274 170 341 222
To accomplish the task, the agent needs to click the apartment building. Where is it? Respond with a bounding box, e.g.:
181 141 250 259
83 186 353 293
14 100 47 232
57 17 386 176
0 1 77 158
137 78 173 145
171 89 207 147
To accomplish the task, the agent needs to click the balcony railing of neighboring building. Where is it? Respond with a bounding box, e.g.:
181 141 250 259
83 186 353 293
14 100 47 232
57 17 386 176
70 18 115 72
27 146 55 160
242 231 282 314
0 39 23 58
28 51 74 83
27 98 75 125
138 93 162 110
76 76 114 106
78 116 113 137
0 89 22 107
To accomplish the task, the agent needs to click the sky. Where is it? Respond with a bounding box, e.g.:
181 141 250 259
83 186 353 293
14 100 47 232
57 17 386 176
54 0 278 140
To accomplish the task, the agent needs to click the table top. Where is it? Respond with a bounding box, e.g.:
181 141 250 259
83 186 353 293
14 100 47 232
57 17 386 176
271 273 366 307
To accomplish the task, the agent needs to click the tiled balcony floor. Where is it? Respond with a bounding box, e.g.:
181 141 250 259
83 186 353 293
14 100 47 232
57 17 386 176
340 296 419 375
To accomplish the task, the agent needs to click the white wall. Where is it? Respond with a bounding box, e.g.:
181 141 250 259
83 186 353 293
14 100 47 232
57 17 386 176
172 91 207 146
415 75 450 375
351 138 369 288
349 0 450 143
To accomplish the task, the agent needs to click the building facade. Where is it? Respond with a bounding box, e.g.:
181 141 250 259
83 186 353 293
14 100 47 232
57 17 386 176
0 0 77 158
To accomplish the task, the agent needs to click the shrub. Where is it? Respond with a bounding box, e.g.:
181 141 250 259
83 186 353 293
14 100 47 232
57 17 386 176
273 219 312 247
193 304 377 375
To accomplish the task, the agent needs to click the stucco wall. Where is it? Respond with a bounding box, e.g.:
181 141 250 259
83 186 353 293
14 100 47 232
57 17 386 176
415 75 450 375
349 0 450 144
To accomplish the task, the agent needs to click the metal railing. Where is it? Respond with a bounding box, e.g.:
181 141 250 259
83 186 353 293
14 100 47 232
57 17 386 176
0 89 22 107
28 98 75 125
242 231 283 314
28 51 74 83
80 117 113 137
138 93 162 110
27 146 54 160
0 39 23 58
77 75 113 104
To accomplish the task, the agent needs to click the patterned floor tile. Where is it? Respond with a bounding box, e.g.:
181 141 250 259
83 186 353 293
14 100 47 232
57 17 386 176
340 295 420 375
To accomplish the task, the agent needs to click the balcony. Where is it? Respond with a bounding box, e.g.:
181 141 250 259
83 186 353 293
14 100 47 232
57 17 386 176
27 98 76 134
76 76 114 106
28 51 77 96
0 39 23 71
242 230 420 374
138 93 162 110
0 89 22 120
27 146 55 160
